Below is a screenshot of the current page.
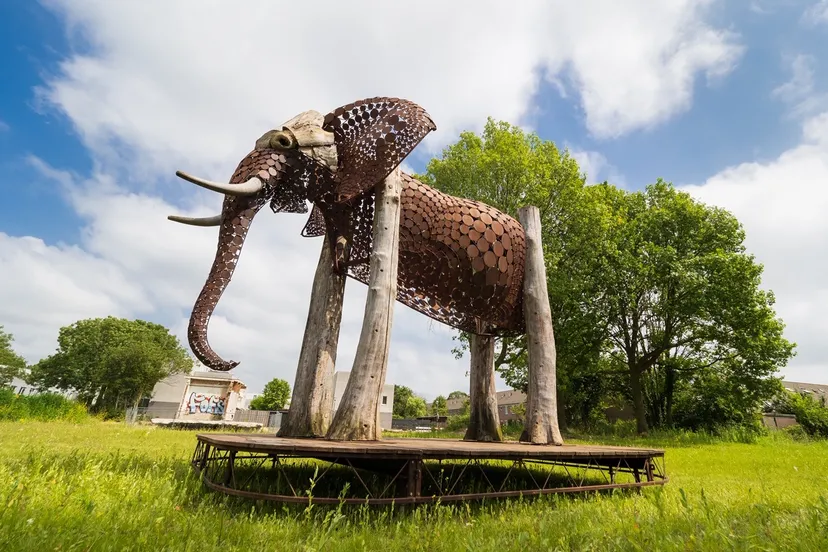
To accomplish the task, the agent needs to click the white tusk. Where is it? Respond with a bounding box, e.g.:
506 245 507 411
167 214 222 227
175 170 264 196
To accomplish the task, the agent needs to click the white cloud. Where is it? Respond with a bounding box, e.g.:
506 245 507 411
0 119 9 132
803 0 828 25
771 54 828 119
772 54 816 103
569 148 627 187
34 0 742 183
2 0 747 397
680 111 828 384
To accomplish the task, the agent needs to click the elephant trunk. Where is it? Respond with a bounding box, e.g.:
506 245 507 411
187 196 263 371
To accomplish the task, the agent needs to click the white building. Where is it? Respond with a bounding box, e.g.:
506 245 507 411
332 370 395 430
143 362 247 421
6 375 35 396
238 393 261 410
4 370 77 400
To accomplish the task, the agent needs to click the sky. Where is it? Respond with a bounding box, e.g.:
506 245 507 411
1 0 827 399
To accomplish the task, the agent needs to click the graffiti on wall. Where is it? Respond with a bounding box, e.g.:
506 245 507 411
186 392 226 415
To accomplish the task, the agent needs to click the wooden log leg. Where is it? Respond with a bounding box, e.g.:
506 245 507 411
326 168 402 441
464 330 503 442
406 459 423 498
518 205 564 446
278 238 347 437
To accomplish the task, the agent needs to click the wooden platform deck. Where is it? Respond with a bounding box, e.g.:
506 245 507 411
190 435 667 504
196 434 663 462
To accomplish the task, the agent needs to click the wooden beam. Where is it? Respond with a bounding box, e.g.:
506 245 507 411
464 328 503 442
278 239 347 437
518 205 564 445
326 168 402 440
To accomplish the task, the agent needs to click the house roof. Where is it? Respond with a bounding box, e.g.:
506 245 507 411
444 389 527 410
783 380 828 396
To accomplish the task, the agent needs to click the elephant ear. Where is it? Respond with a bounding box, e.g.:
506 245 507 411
300 204 326 237
323 97 436 203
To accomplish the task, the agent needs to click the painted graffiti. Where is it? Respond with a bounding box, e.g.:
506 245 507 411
186 392 226 415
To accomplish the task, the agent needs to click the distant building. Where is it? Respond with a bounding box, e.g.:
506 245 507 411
142 362 247 421
6 375 36 396
238 393 261 410
3 370 77 400
332 371 395 430
444 389 527 423
783 380 828 404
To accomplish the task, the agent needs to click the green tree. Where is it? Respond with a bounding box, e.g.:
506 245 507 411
431 395 448 416
392 385 428 418
249 378 291 410
0 325 27 386
28 317 192 413
447 391 468 400
418 118 612 428
594 181 795 433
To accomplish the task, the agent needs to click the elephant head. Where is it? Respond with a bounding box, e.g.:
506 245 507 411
169 97 436 371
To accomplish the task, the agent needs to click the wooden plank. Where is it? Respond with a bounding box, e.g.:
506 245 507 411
465 329 503 442
518 205 564 445
326 168 402 441
279 238 347 437
196 435 663 461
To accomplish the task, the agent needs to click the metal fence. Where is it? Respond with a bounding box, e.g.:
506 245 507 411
232 409 283 429
390 418 442 431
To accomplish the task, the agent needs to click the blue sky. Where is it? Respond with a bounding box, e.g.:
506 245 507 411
1 2 85 243
1 1 827 396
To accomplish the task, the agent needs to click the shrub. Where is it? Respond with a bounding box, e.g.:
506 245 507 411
501 419 524 438
782 423 811 441
787 392 828 438
445 413 469 432
0 388 90 422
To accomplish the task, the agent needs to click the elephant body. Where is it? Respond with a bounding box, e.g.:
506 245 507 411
338 172 527 335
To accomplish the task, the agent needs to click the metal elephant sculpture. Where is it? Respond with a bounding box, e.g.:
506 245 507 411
169 97 527 371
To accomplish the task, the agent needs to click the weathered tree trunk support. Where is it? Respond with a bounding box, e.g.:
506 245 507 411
327 168 402 441
464 328 503 442
518 205 564 446
278 240 347 437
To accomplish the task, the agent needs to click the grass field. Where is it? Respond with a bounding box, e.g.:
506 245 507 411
1 422 827 551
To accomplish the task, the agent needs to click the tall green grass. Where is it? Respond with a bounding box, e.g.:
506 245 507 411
0 388 89 422
1 421 827 551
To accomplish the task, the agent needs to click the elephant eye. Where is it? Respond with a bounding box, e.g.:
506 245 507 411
269 131 297 150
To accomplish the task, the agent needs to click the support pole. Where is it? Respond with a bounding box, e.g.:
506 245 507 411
278 239 347 437
326 168 402 441
464 329 503 442
518 205 564 445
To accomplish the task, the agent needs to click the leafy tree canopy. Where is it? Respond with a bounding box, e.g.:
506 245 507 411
592 181 795 433
0 325 27 386
431 395 448 416
393 385 427 418
447 391 468 400
28 316 192 413
249 378 290 411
